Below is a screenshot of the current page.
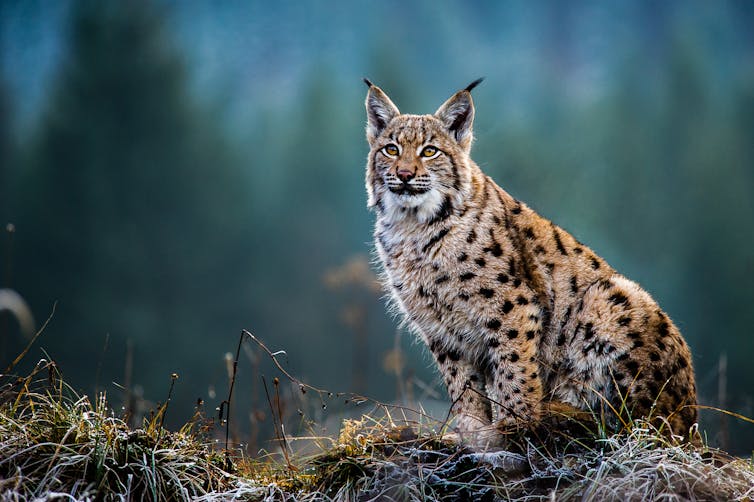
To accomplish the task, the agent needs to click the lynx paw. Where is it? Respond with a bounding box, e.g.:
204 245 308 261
452 414 502 451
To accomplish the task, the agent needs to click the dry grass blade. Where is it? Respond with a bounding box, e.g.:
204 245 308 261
2 335 753 501
0 361 235 500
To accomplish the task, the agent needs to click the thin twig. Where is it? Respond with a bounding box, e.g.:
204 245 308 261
243 329 440 423
221 330 245 471
262 375 293 470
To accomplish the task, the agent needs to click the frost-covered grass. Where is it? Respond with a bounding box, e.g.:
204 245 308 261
304 414 754 501
2 360 753 501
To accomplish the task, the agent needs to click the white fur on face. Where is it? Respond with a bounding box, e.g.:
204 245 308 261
382 188 446 224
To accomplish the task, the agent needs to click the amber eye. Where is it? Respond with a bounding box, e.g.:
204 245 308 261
421 146 438 158
383 144 399 156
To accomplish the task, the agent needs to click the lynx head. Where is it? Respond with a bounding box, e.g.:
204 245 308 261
364 79 482 223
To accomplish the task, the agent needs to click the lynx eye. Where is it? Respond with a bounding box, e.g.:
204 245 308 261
421 146 438 158
383 144 399 156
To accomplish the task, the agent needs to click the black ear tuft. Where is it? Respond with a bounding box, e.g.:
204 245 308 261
363 78 374 88
464 77 484 93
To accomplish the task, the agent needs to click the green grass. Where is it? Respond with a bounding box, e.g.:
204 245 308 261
2 358 754 501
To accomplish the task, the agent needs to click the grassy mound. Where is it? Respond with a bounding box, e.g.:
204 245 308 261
2 360 753 501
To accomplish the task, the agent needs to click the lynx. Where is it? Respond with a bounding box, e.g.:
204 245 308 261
363 78 697 449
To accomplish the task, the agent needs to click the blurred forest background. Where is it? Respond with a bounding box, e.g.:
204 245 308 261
1 0 753 453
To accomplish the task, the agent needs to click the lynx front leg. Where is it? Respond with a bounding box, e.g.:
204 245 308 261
486 328 544 430
427 339 496 448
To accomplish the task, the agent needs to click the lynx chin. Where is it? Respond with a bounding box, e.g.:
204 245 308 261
363 78 697 449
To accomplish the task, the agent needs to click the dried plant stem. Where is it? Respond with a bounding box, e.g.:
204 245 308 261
262 376 293 471
4 301 56 375
221 330 245 471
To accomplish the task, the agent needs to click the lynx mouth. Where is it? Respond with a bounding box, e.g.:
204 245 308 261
388 185 429 196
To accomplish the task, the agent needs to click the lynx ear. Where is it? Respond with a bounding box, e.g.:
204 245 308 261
435 78 482 152
364 79 400 143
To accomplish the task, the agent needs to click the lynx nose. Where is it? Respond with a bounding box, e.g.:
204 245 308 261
397 169 415 183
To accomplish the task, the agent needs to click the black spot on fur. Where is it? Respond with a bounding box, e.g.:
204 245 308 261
524 227 535 239
573 247 583 254
516 296 529 305
652 368 666 383
507 329 519 339
632 340 644 348
458 292 470 301
435 275 449 284
584 323 595 340
552 225 568 255
556 333 566 346
509 353 520 363
608 292 631 308
488 338 500 348
618 316 631 327
475 257 486 267
502 300 514 314
626 331 641 339
511 204 522 215
625 360 640 374
450 367 457 377
437 353 447 364
545 262 555 273
590 256 601 269
418 286 429 297
526 330 536 340
458 252 468 262
422 228 450 254
513 278 522 287
497 273 509 283
428 195 454 224
460 272 475 281
487 319 502 330
466 229 477 244
650 352 661 362
448 350 461 362
657 321 670 337
570 276 578 294
479 288 494 298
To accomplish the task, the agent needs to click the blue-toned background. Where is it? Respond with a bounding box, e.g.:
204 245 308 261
2 1 753 453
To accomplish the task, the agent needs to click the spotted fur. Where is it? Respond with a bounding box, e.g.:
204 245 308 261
363 80 698 449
